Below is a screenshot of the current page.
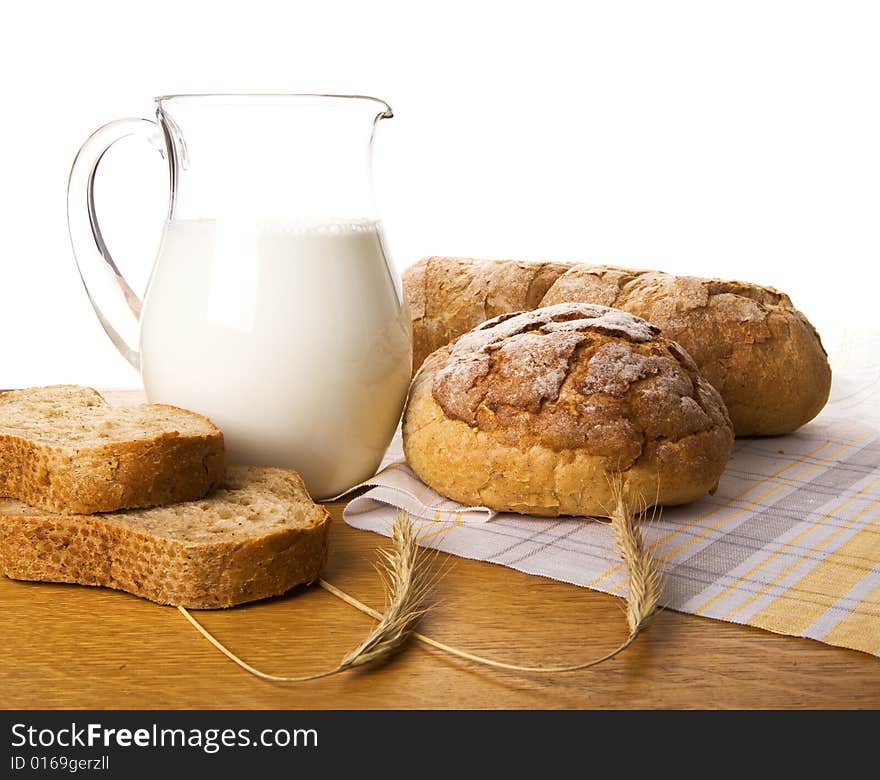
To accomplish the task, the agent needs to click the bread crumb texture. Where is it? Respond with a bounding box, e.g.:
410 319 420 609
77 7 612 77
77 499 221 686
0 386 225 514
0 466 330 608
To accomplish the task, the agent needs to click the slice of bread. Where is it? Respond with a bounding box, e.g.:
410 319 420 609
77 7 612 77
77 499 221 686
0 385 225 514
0 466 331 608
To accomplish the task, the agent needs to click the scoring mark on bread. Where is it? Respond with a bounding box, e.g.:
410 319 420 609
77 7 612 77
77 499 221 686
429 303 730 465
434 303 663 426
486 330 586 412
581 342 690 398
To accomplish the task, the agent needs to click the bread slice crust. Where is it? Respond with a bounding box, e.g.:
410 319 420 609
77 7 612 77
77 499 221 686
0 466 330 609
0 386 225 514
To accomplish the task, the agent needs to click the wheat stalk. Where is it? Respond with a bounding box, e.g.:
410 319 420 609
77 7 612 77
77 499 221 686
323 480 662 673
181 484 662 678
178 511 432 682
379 475 663 672
337 513 433 669
607 476 663 639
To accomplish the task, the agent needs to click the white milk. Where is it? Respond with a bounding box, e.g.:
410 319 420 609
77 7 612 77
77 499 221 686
139 218 411 499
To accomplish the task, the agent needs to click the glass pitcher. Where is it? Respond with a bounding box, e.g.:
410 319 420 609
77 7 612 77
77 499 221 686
67 94 411 500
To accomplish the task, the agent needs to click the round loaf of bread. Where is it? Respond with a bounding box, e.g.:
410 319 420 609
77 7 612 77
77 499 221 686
403 303 734 517
541 266 832 436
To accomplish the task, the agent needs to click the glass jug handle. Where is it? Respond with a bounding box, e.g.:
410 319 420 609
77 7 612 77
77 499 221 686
66 118 166 371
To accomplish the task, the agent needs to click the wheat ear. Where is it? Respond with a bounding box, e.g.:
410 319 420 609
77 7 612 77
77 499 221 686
181 486 662 678
179 511 432 682
374 476 663 672
607 477 663 639
337 512 433 669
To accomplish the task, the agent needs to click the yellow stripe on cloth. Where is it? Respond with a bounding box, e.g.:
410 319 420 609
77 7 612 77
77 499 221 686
587 428 856 592
747 507 880 649
694 478 880 616
419 512 465 542
605 429 870 596
819 580 880 655
721 491 880 621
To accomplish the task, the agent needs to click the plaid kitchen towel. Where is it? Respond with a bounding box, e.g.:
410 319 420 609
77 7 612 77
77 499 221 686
344 328 880 656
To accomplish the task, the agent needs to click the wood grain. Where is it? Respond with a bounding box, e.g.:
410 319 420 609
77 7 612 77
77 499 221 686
1 389 879 709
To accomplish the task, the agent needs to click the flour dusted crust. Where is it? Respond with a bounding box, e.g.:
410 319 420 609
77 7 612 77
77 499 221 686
404 257 832 436
403 304 734 517
541 267 832 435
404 256 574 373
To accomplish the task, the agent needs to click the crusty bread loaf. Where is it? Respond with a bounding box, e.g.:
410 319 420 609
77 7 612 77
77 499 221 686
404 257 574 372
0 386 225 514
403 303 734 517
541 266 831 435
403 258 832 436
0 466 330 608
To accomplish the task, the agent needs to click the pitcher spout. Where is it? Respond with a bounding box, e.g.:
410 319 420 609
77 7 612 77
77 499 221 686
355 94 393 120
152 92 395 222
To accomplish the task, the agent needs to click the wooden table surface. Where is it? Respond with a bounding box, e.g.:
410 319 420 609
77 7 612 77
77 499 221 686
2 392 880 710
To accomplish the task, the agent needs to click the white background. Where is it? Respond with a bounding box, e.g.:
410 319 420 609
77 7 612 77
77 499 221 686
2 0 878 389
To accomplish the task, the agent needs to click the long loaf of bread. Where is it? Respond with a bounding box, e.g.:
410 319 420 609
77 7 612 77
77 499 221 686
406 256 574 372
403 258 831 436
